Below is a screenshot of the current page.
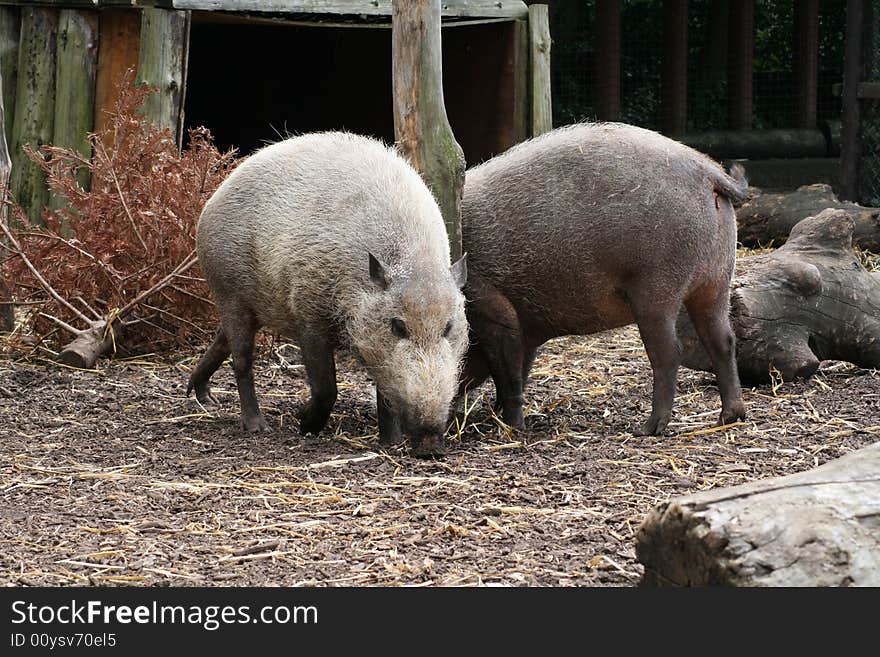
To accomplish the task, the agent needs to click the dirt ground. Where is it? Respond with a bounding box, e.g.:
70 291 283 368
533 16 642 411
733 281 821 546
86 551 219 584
1 326 877 587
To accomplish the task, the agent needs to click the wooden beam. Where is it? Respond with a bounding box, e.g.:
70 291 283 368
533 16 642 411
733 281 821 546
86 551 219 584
52 8 97 205
137 6 190 146
0 6 18 142
391 0 465 261
727 0 753 130
94 9 140 138
595 0 620 121
661 0 687 135
169 1 529 19
840 0 864 201
794 0 818 129
10 7 57 224
528 3 551 137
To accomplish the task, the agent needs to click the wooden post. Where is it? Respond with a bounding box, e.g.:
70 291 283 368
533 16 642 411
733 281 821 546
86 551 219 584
391 0 465 261
10 7 57 224
529 4 552 137
727 0 754 130
138 7 190 147
52 9 98 207
662 0 688 135
0 67 12 332
794 0 819 129
0 7 19 142
840 0 864 201
95 9 141 138
595 0 621 121
512 17 529 145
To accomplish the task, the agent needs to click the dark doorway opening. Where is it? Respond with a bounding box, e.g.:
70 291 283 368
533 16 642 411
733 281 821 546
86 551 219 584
184 16 522 165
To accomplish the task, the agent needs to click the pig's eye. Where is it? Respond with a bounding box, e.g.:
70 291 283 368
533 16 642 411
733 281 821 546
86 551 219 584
390 318 409 339
443 320 453 337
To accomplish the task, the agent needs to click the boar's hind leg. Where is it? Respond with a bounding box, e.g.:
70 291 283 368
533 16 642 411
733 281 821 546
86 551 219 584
187 329 230 404
224 309 267 433
632 300 681 436
297 331 338 436
684 283 746 427
376 389 402 445
470 313 527 428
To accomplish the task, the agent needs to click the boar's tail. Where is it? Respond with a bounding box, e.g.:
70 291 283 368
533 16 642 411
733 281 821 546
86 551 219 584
712 163 750 207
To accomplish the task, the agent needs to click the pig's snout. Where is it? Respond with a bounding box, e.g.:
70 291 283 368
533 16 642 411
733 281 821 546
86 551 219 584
406 426 446 458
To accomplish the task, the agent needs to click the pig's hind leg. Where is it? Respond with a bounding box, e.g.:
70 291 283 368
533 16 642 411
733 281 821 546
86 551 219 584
223 308 267 433
630 295 682 436
187 328 230 404
297 330 338 436
684 281 746 427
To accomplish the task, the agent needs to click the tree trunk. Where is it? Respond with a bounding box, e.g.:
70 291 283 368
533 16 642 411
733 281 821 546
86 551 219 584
391 0 465 261
679 208 880 385
735 183 880 251
637 442 880 586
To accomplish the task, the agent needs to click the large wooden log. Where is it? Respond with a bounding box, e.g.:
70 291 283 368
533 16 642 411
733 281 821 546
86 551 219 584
736 183 880 252
679 208 880 385
637 442 880 586
391 0 465 261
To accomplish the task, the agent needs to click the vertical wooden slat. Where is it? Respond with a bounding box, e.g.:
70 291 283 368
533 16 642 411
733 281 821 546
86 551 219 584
138 7 190 147
0 7 19 142
727 0 754 130
794 0 819 129
10 7 57 224
94 9 141 138
0 67 13 331
528 3 552 137
511 17 529 144
840 0 864 201
52 8 98 207
595 0 620 121
662 0 688 135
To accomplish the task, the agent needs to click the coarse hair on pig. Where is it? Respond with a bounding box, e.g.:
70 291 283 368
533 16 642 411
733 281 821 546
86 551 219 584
188 131 469 456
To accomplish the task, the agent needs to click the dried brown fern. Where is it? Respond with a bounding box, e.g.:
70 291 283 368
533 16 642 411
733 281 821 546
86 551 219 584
1 68 238 360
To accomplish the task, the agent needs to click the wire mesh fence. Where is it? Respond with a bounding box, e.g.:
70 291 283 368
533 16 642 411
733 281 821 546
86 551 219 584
859 1 880 206
551 0 846 133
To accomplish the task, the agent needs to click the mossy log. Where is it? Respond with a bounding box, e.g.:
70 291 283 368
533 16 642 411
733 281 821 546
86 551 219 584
736 183 880 252
679 208 880 385
637 442 880 586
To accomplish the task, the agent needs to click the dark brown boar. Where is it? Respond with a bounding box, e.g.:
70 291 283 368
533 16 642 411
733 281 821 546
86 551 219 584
460 122 747 435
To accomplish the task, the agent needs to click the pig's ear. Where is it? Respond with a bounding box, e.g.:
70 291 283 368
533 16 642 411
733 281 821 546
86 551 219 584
369 253 388 289
450 253 468 289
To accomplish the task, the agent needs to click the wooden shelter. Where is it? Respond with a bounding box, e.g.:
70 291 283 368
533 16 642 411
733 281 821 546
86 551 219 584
0 0 551 221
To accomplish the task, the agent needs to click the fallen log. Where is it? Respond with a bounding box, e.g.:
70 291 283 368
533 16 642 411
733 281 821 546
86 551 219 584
636 442 880 586
679 208 880 385
736 183 880 252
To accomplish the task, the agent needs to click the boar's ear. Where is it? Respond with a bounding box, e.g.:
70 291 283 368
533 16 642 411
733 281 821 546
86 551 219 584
450 253 468 289
369 253 388 289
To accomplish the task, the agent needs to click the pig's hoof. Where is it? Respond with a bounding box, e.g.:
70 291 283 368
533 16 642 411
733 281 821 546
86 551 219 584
718 402 747 426
635 413 670 436
298 407 330 436
186 379 217 405
242 415 267 433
